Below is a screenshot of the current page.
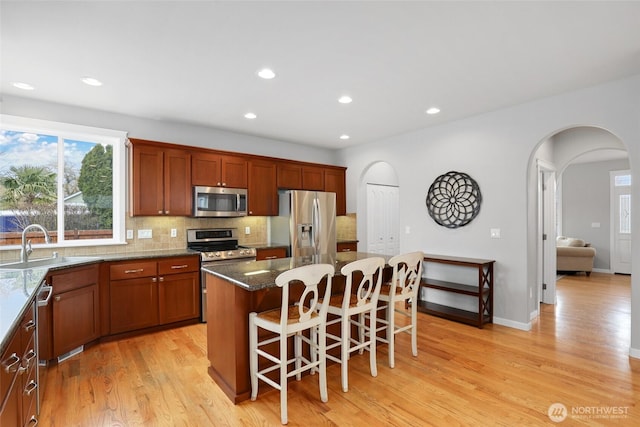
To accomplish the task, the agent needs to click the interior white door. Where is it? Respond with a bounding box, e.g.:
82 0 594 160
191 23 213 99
366 184 400 255
611 170 632 274
539 163 557 305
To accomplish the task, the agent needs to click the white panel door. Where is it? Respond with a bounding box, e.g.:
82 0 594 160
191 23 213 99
611 171 632 274
366 184 400 256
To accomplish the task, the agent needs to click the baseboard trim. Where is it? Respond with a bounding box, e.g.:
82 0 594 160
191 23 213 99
629 347 640 359
493 316 531 331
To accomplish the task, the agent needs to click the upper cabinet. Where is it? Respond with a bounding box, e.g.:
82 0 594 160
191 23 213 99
324 167 346 216
191 152 248 188
129 139 192 216
248 159 278 216
276 162 324 191
129 138 347 217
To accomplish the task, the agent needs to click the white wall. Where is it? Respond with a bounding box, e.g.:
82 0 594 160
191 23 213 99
337 74 640 346
0 95 338 165
562 159 630 270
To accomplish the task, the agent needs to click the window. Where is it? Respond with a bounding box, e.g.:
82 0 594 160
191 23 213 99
0 115 127 248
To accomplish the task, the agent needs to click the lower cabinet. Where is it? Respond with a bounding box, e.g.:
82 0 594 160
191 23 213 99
110 276 159 334
0 301 37 426
44 263 100 360
108 256 200 335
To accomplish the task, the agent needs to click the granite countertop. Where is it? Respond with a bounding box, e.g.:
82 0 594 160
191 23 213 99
0 248 198 354
202 251 392 291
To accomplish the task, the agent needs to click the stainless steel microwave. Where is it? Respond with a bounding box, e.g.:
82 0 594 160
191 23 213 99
192 186 248 217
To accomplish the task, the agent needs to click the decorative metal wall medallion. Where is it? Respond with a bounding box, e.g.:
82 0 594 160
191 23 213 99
426 171 482 228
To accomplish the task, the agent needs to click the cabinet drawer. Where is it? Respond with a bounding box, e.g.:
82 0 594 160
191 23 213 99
256 248 287 261
110 261 157 281
158 256 199 275
337 242 357 252
50 263 99 294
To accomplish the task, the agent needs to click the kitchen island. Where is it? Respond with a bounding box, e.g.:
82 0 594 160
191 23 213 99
202 251 392 403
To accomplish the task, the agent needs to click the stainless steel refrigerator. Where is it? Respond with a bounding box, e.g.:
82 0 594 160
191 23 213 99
270 190 337 257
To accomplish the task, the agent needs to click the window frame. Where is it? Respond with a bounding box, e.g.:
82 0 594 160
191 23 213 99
0 114 127 249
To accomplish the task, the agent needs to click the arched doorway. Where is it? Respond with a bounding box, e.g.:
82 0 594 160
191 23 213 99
357 161 400 255
529 126 629 317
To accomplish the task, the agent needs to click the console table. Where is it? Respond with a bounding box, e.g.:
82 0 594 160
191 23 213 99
418 254 495 328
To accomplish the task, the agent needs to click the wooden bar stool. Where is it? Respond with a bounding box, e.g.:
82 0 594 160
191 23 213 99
320 257 385 392
374 251 424 368
248 263 334 425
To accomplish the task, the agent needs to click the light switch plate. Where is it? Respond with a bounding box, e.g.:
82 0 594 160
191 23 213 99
126 229 134 240
170 228 177 237
138 229 153 239
245 226 251 235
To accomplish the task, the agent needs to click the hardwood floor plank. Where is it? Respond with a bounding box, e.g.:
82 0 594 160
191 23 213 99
40 272 640 426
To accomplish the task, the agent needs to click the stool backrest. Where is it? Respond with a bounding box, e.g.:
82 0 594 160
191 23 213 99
389 252 424 299
340 257 386 309
275 263 335 325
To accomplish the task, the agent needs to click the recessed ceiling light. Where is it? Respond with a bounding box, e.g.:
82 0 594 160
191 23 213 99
244 112 257 119
81 76 103 86
426 107 441 115
257 68 276 79
12 82 35 90
338 95 352 104
339 134 350 140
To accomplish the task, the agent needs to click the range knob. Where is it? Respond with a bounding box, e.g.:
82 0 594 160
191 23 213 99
214 252 221 258
227 251 234 256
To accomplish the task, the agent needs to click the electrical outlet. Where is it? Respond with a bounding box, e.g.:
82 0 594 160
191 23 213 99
170 228 177 238
245 226 251 235
138 229 152 239
126 229 134 239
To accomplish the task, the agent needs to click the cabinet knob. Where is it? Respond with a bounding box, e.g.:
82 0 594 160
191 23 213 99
54 295 61 302
158 210 163 214
165 210 170 214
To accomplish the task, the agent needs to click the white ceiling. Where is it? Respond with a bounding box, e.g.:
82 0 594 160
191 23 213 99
2 1 640 150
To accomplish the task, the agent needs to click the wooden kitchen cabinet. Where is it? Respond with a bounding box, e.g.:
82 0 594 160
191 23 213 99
46 263 100 360
192 152 248 188
248 159 278 216
129 139 192 216
255 247 287 260
302 165 325 190
158 257 200 325
277 162 325 191
324 167 347 215
108 256 200 335
277 162 303 189
1 301 37 426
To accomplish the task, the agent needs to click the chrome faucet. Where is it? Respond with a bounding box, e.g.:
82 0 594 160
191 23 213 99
20 224 52 263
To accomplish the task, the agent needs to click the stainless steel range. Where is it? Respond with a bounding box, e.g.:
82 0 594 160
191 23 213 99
187 228 256 321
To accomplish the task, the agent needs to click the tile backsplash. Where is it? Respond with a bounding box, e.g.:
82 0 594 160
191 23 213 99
1 213 357 262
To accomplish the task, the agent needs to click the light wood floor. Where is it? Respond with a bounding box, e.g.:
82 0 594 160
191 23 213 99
40 272 640 426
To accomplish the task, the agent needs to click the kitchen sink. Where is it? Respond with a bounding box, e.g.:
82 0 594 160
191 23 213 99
0 256 101 270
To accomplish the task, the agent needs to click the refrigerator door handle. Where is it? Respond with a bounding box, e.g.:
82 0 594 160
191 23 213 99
313 197 320 254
